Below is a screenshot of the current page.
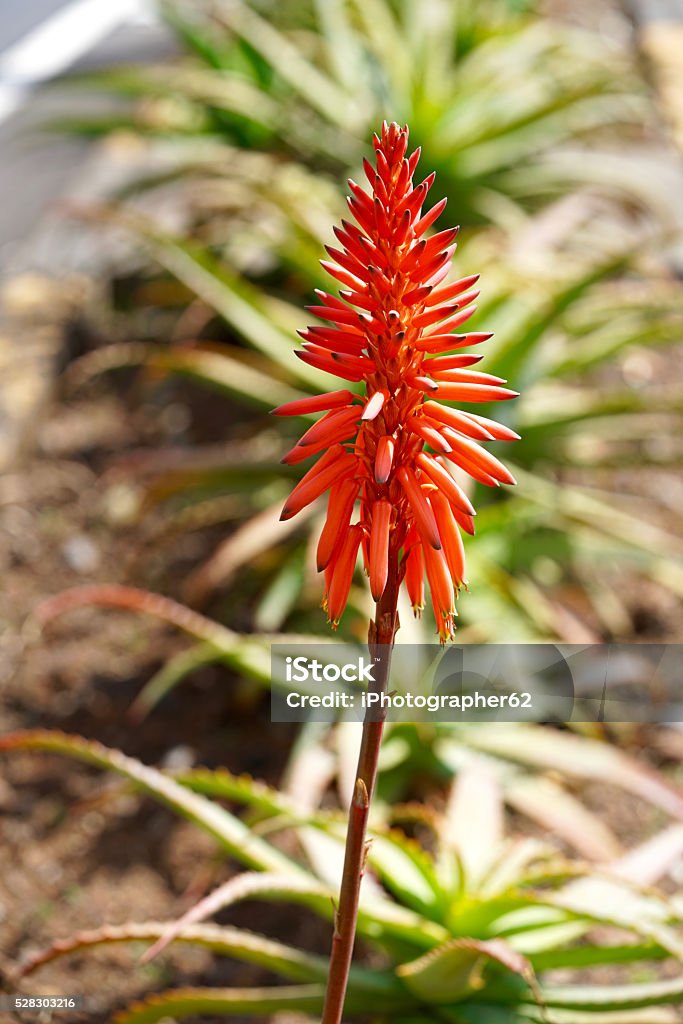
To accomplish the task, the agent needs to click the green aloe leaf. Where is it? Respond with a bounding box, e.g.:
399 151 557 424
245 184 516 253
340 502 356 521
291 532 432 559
399 936 538 1006
540 975 683 1011
18 921 329 984
369 830 444 917
183 499 300 604
113 985 327 1023
459 723 683 820
131 232 320 384
175 767 298 820
497 1007 679 1024
128 642 225 722
31 584 333 695
66 340 299 409
438 766 504 893
0 731 297 874
504 774 621 862
215 0 359 129
529 942 667 972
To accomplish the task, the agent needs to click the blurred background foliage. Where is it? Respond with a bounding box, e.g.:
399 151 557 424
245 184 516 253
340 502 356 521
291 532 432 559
58 0 683 648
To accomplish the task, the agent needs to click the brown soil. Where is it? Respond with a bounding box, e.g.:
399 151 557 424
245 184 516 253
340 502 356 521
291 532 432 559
0 375 311 1023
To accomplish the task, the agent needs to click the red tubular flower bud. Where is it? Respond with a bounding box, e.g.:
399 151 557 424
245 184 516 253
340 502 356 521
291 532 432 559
314 288 353 310
435 382 520 403
433 369 507 386
405 536 425 613
375 436 395 484
296 348 364 382
464 412 521 441
414 197 447 235
426 353 483 372
414 331 493 354
431 490 466 587
307 304 363 327
281 448 356 520
299 329 366 355
362 390 387 421
272 390 356 417
422 401 495 441
327 524 364 626
443 432 517 487
424 274 480 306
296 407 361 448
369 500 392 600
397 466 441 550
423 544 455 626
413 302 462 330
276 122 518 636
319 259 365 290
317 478 360 571
406 416 452 454
423 305 478 336
415 452 476 517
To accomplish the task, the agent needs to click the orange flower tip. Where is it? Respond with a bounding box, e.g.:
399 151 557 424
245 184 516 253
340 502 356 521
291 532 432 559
403 285 432 304
280 447 304 465
410 375 438 392
455 289 480 308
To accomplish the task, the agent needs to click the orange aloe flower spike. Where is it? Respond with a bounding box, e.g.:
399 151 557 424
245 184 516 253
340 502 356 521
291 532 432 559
276 121 518 637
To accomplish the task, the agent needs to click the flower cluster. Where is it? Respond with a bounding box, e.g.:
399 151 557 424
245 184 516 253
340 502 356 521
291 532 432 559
274 122 518 640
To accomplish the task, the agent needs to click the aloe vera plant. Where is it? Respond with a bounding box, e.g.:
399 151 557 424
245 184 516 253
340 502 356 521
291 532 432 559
61 0 647 225
4 729 683 1024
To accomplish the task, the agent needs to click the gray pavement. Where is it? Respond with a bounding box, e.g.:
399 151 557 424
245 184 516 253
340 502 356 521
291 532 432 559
0 0 68 53
0 3 175 271
0 2 175 470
